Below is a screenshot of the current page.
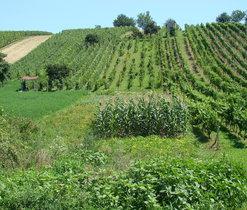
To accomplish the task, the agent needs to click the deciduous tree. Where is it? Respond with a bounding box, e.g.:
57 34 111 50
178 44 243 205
46 64 70 90
165 19 177 36
231 10 246 22
113 14 135 27
136 11 154 30
85 34 100 45
216 12 231 23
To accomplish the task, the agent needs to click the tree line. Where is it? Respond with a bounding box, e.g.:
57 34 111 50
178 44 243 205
216 10 246 24
113 11 177 36
112 9 246 34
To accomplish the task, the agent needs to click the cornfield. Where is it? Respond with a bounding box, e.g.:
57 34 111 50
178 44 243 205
93 95 189 138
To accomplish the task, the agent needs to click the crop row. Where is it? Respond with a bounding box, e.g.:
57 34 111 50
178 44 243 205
0 31 52 48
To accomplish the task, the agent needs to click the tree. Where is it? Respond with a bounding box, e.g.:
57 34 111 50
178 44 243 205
46 64 70 90
164 19 177 36
85 34 100 45
136 11 154 30
144 23 160 35
113 14 135 27
231 10 246 22
216 12 231 23
0 53 9 85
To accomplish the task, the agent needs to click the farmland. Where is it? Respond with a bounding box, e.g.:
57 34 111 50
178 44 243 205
0 31 52 48
0 22 247 209
1 35 52 64
8 23 247 139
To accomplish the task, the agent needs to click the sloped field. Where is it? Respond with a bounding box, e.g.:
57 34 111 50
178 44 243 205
1 35 52 63
8 23 247 139
0 31 52 48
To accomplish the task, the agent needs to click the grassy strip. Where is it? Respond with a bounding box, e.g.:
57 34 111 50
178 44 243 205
0 81 88 119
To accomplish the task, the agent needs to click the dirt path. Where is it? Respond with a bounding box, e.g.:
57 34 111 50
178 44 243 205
0 35 52 64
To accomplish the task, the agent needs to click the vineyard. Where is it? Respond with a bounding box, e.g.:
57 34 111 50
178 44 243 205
10 23 247 92
1 22 247 209
0 31 52 48
9 23 247 139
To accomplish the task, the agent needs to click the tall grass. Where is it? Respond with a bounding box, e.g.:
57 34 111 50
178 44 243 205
93 95 189 138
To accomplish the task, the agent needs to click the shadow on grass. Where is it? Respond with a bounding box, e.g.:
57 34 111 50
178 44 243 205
192 127 209 144
221 127 246 149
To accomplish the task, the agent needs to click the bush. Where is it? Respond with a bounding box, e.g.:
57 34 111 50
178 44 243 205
92 95 189 138
0 53 10 85
0 115 39 168
88 158 247 209
131 27 143 39
1 158 246 209
85 34 100 45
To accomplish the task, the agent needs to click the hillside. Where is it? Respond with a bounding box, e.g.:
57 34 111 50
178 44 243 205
1 35 52 64
8 23 247 139
1 22 247 209
10 27 132 89
0 31 52 48
10 23 246 91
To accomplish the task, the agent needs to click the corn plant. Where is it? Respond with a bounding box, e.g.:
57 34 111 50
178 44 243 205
93 95 189 138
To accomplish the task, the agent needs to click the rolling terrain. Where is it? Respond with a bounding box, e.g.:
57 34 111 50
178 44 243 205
8 23 247 140
0 23 247 209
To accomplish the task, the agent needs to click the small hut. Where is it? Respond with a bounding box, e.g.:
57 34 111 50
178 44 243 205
21 76 38 91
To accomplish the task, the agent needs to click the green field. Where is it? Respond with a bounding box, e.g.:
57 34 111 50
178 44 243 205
0 81 88 119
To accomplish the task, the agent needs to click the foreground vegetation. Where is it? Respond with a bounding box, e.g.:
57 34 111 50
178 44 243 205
1 90 247 209
1 156 246 209
93 95 189 138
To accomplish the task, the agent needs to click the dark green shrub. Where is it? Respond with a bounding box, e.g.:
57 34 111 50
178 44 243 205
0 106 3 115
0 53 10 85
85 34 100 45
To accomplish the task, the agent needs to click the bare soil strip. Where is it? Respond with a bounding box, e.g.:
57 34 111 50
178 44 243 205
0 35 52 64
